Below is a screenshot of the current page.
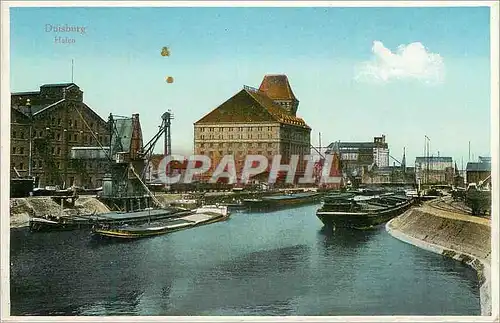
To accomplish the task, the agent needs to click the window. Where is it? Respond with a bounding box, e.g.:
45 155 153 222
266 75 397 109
39 131 43 137
69 120 73 127
58 118 62 125
12 131 16 138
12 147 16 154
20 147 24 155
19 163 24 170
57 147 61 155
20 132 24 139
51 147 55 154
74 134 77 141
57 133 61 141
74 120 78 128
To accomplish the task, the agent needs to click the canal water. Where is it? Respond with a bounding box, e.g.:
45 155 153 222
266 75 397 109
10 203 481 316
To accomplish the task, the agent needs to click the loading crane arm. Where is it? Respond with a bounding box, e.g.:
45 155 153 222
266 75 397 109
140 119 168 160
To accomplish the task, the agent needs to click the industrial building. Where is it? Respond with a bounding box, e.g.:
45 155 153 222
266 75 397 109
193 75 311 183
466 156 491 186
11 83 110 188
414 156 454 185
325 135 390 180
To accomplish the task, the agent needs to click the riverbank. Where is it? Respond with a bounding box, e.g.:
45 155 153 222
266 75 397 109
386 204 491 316
9 191 280 229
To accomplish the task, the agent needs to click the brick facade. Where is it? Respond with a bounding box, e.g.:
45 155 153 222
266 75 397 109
11 83 110 188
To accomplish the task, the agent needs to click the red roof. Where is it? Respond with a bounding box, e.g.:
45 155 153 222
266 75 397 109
258 75 297 101
195 88 310 129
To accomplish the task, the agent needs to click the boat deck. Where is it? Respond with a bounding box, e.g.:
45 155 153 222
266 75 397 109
261 193 319 201
63 208 182 222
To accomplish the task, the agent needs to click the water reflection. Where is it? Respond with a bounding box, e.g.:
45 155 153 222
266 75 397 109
318 226 379 251
10 203 481 316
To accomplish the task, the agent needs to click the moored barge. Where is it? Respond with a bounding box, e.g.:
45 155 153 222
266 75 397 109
242 192 322 211
91 205 230 239
316 192 414 230
28 207 192 232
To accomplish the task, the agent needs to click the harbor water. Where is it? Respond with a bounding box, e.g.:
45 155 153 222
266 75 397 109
10 203 480 316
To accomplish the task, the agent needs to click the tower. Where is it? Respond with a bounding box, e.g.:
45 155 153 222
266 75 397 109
258 74 299 116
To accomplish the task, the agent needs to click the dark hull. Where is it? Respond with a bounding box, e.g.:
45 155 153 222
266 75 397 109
243 193 322 211
316 200 414 230
28 209 193 232
10 178 35 198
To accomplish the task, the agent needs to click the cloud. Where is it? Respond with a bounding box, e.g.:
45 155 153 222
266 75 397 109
355 41 444 84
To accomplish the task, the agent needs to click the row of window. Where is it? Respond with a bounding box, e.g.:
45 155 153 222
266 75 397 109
200 126 274 132
198 149 309 157
12 160 107 171
199 142 277 149
12 129 108 145
199 133 275 140
200 150 273 157
49 117 98 130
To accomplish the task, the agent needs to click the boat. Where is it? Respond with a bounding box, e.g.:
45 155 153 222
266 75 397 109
169 198 199 210
28 207 193 232
91 205 230 239
242 191 322 211
316 192 414 230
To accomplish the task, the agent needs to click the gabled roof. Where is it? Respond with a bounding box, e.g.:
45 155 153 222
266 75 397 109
12 100 107 125
194 88 310 129
258 75 297 101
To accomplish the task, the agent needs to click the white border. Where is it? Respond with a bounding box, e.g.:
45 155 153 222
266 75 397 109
1 1 498 322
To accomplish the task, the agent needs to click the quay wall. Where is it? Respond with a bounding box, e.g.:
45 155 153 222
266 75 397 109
386 207 491 316
9 191 276 228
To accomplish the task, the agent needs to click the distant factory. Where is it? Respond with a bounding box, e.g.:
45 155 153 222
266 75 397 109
414 156 454 185
324 135 413 186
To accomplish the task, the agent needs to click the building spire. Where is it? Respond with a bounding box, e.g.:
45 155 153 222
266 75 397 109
401 147 406 173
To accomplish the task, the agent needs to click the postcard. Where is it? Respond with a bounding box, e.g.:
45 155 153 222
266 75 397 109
1 1 498 322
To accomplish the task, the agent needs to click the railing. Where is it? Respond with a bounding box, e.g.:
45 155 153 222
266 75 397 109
243 85 259 93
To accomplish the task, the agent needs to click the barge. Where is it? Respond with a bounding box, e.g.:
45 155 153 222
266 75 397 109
316 192 414 230
28 207 192 232
242 192 322 211
91 205 229 239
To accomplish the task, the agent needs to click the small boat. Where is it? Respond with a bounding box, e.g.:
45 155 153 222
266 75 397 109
242 192 322 211
91 205 230 239
316 192 414 230
169 198 199 210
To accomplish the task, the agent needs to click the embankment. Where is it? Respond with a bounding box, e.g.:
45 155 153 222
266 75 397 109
386 206 491 316
10 196 111 229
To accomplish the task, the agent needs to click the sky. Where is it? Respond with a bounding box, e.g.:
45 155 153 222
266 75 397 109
9 5 492 168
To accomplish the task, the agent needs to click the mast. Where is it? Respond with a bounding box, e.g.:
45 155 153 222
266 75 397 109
468 141 471 162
